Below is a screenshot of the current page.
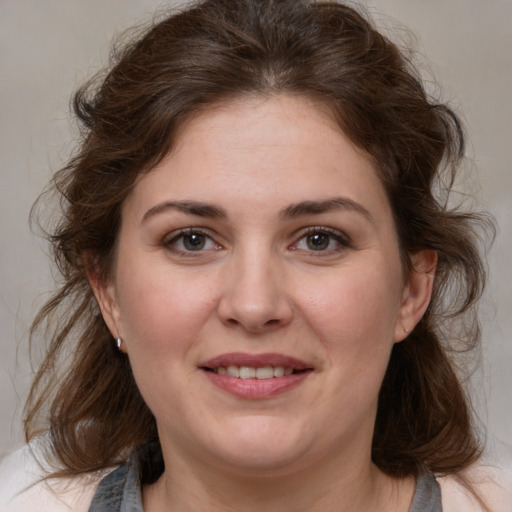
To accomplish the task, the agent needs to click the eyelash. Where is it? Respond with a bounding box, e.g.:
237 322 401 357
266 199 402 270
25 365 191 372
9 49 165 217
162 226 351 257
163 228 221 255
291 227 351 254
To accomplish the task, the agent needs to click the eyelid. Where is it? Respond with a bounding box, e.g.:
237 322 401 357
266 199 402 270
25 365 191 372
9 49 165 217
290 226 352 252
163 227 222 253
161 225 351 255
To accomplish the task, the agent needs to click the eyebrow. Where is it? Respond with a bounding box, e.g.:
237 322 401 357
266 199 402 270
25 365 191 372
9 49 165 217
280 197 372 221
141 197 372 224
142 200 227 223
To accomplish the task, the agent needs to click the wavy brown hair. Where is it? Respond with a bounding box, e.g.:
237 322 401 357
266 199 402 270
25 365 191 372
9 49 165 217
25 0 492 482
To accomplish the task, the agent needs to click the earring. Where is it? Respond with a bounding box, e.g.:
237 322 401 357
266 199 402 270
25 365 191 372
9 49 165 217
116 337 122 350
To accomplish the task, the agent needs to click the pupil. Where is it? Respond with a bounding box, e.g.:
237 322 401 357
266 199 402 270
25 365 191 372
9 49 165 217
184 233 205 250
308 233 329 250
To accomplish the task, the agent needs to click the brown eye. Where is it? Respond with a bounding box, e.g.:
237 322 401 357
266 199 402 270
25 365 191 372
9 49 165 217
182 233 207 251
165 229 220 253
292 228 350 254
306 232 331 251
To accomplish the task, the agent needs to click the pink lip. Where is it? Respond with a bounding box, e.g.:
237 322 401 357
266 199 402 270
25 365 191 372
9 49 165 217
200 352 311 370
199 352 313 400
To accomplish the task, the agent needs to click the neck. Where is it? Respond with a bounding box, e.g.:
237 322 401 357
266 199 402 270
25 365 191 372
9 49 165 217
143 445 414 512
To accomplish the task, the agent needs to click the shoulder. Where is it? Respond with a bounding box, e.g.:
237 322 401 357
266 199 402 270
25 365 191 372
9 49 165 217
437 453 512 512
0 443 106 512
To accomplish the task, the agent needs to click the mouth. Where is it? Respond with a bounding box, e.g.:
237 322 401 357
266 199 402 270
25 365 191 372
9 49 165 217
205 365 306 379
198 352 314 400
199 353 313 398
200 352 312 376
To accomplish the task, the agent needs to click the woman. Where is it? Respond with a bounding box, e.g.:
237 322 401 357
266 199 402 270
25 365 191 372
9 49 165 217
0 0 509 510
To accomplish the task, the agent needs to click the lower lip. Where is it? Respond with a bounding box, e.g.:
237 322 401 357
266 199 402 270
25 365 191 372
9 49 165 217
203 370 312 399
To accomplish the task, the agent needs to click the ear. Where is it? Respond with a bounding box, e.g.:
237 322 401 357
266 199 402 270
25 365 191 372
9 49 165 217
394 249 437 343
85 254 124 350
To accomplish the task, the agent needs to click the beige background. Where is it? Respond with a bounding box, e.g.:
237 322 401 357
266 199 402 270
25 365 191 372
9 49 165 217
1 0 511 458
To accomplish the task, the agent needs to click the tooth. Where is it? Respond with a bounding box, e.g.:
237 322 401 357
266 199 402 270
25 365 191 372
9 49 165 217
256 366 274 379
227 365 239 378
217 367 227 375
284 367 293 376
273 366 285 377
239 367 256 379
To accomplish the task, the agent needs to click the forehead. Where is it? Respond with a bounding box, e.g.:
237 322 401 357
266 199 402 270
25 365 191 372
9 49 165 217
124 94 392 224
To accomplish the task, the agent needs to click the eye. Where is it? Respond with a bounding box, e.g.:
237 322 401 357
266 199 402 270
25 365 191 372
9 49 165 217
165 229 220 253
292 228 350 253
303 232 332 251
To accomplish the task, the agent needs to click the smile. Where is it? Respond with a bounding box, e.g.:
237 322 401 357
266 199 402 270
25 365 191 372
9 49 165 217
200 353 313 399
212 366 295 379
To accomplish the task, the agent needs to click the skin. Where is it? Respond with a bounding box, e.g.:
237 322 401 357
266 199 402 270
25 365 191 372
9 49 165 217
92 94 436 511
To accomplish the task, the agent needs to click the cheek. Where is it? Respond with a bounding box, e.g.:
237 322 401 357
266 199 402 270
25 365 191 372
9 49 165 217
115 262 218 359
113 265 220 418
296 261 402 361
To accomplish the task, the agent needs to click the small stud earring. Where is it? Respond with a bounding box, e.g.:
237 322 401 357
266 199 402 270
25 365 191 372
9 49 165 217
116 337 122 350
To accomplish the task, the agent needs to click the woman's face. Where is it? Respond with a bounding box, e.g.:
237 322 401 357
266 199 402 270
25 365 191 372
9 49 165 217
95 95 433 476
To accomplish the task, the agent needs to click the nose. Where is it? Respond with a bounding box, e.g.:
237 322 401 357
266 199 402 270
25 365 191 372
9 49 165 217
217 246 293 333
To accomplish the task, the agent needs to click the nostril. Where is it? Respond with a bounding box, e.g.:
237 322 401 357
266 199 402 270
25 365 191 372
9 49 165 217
217 287 294 332
222 316 285 333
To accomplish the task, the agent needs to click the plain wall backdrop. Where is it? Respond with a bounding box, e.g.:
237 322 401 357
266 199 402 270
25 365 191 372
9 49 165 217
1 0 511 459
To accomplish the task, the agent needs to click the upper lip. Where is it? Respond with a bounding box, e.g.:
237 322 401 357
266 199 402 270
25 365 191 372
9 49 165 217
200 352 312 370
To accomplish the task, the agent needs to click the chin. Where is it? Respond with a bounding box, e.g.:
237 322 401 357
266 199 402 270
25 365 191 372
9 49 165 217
205 416 313 473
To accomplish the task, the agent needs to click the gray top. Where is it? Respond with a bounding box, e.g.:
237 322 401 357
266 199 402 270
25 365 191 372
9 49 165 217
88 448 442 512
410 471 443 512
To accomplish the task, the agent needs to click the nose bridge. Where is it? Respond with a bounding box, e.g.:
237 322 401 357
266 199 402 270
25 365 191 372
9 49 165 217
218 239 292 332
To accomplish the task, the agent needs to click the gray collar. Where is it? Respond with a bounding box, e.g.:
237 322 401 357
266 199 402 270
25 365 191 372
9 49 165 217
88 448 442 512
